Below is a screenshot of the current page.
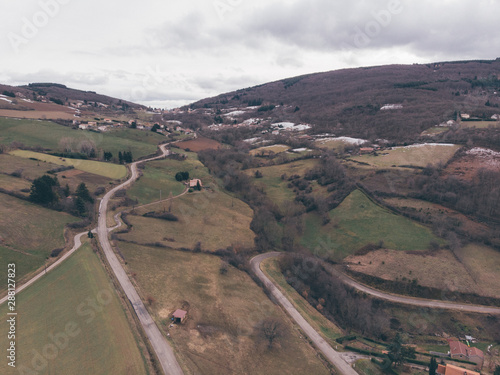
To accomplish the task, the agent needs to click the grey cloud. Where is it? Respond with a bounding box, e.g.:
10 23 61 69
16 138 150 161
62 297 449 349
153 0 500 60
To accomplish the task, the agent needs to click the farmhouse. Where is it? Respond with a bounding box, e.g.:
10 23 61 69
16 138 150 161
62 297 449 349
360 147 375 154
437 364 480 375
172 309 187 324
189 179 202 188
448 340 484 368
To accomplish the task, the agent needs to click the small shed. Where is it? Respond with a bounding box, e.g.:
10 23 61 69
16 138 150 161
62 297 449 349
172 309 187 324
189 179 202 189
360 147 374 154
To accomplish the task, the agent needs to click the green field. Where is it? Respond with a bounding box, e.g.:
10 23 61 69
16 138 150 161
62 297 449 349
0 193 79 286
460 120 500 129
0 173 31 196
0 153 61 180
119 243 330 375
10 150 127 179
353 359 389 375
301 190 441 260
127 151 210 204
0 153 112 197
120 186 255 251
246 159 319 206
249 144 290 156
0 117 162 159
350 144 461 169
420 126 450 136
0 243 148 375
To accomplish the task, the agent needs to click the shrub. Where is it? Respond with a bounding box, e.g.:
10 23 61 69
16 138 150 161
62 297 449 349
175 171 190 181
142 212 179 221
50 248 64 257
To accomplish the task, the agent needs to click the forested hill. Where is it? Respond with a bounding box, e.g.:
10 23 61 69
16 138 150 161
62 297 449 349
188 59 500 140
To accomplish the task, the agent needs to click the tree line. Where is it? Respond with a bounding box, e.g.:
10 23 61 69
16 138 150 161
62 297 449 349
279 253 391 339
30 175 94 217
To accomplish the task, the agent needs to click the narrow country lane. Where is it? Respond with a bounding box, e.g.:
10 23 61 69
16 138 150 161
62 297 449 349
97 144 183 375
251 251 500 374
250 252 359 375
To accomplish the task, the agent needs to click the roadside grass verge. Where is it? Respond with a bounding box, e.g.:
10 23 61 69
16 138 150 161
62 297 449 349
119 243 331 375
301 190 442 261
10 150 127 179
0 243 148 375
261 257 343 346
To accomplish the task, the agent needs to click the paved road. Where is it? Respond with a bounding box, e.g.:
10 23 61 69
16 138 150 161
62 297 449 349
250 252 359 375
97 145 183 375
0 231 87 306
256 252 500 315
327 263 500 314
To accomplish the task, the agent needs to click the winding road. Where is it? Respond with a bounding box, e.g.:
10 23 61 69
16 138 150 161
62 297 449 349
97 144 183 375
325 263 500 315
251 252 500 374
0 231 88 306
250 252 359 375
2 145 184 374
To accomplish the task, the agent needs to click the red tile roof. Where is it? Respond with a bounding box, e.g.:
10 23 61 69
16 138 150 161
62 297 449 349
448 340 484 359
446 364 479 375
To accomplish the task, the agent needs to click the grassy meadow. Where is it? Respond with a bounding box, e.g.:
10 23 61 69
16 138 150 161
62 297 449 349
345 242 500 298
0 117 162 159
0 243 148 375
120 187 255 251
460 120 500 129
119 243 331 375
301 190 441 260
0 193 79 288
249 144 290 156
350 144 461 169
0 153 113 198
10 150 127 179
246 159 319 206
127 151 210 204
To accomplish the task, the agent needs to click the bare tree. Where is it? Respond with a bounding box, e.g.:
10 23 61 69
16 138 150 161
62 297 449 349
257 318 285 349
79 139 96 157
59 137 75 153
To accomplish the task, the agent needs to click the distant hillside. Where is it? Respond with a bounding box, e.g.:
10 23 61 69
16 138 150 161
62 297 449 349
188 59 500 139
0 82 144 110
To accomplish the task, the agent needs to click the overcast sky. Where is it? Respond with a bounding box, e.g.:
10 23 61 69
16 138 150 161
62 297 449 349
1 0 499 109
